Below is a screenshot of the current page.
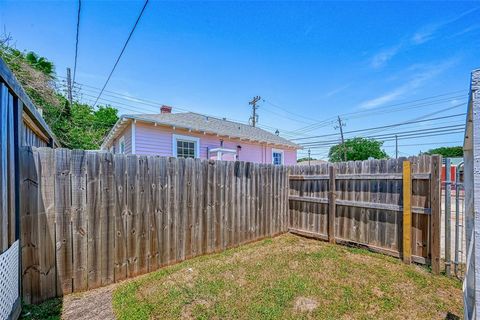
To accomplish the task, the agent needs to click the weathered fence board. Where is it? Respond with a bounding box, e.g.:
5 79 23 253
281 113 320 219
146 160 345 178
21 148 289 303
288 156 441 270
20 148 442 304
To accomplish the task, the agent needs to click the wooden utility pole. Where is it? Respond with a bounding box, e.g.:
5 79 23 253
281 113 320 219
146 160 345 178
249 96 261 127
66 67 73 105
336 116 347 161
308 149 311 166
395 135 398 159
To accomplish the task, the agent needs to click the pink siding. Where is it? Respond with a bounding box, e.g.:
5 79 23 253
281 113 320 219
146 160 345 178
133 121 297 165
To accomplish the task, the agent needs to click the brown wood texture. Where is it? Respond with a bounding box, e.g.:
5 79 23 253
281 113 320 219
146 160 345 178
288 156 440 267
21 148 290 303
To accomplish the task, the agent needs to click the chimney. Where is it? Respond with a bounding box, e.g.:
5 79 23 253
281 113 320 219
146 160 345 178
160 105 172 114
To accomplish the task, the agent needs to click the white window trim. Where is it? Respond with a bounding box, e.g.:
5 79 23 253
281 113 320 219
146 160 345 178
119 136 126 154
272 148 284 165
172 134 200 158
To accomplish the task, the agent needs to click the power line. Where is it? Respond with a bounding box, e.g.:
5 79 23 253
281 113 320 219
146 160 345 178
92 0 149 107
383 141 464 148
73 0 82 85
292 112 466 141
289 91 467 134
301 124 465 147
59 80 311 137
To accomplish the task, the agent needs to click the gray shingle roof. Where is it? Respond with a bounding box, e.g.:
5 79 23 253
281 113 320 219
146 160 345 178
124 112 300 148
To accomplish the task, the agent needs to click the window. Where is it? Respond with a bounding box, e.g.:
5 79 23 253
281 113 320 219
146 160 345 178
272 149 284 165
119 136 126 154
173 134 200 158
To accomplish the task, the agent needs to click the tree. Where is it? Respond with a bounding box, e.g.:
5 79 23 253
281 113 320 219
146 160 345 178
425 146 463 158
297 157 317 163
0 37 119 149
328 137 388 162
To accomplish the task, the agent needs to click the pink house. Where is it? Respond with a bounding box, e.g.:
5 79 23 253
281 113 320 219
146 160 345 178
101 106 300 165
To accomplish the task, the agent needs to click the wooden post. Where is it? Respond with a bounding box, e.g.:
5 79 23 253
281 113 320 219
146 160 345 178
430 155 442 274
402 160 412 264
328 166 336 243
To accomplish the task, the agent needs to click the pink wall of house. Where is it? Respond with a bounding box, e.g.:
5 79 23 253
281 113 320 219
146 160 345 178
116 121 297 165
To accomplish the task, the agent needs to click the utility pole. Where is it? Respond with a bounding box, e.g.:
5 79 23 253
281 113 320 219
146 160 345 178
395 135 398 159
335 116 347 162
66 67 73 106
308 148 311 166
249 96 261 127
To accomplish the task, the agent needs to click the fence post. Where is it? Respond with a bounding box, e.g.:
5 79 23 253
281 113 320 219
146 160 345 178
403 160 412 264
430 155 442 274
445 158 451 276
328 165 336 243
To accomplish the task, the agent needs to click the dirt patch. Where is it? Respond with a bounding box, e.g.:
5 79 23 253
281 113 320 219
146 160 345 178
164 267 198 288
181 299 212 319
293 296 318 313
62 284 116 320
289 260 299 269
222 267 247 286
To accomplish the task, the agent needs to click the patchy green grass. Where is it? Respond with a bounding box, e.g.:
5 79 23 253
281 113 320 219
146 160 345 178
112 234 462 320
20 298 62 320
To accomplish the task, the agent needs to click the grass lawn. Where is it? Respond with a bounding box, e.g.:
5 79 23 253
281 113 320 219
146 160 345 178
113 234 462 320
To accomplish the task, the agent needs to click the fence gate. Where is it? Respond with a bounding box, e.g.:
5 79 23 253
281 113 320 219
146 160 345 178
442 158 466 279
288 156 442 272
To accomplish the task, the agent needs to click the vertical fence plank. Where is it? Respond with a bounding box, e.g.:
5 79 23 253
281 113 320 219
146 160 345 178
403 160 412 264
136 156 148 275
430 155 442 274
148 156 159 272
328 166 336 243
37 148 56 300
114 154 127 281
20 147 40 303
71 150 87 291
100 152 115 285
126 155 137 277
55 148 72 295
86 151 101 289
157 157 167 266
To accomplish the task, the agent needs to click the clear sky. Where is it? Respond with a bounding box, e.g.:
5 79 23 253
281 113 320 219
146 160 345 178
1 1 479 159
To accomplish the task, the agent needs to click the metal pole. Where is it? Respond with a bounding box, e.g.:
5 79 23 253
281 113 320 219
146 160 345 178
445 158 451 276
454 161 463 277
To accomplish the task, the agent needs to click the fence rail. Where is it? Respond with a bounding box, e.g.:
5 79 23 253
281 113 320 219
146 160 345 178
20 148 442 304
288 155 441 270
20 147 289 303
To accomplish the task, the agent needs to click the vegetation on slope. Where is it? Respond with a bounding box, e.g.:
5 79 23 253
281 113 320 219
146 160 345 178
0 36 118 149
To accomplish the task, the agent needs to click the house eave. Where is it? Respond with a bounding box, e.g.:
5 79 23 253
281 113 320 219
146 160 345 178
101 114 303 151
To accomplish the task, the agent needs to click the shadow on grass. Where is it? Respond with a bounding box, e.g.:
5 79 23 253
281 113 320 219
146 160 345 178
20 298 63 320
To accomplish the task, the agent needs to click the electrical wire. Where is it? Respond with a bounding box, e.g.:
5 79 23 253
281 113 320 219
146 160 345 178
92 0 149 107
73 0 81 84
292 112 466 141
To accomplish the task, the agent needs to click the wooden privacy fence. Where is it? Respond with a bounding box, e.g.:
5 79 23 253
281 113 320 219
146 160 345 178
288 155 441 273
20 147 289 304
20 147 442 304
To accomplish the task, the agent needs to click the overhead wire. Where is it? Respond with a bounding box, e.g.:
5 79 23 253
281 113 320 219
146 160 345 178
92 0 149 107
73 0 82 84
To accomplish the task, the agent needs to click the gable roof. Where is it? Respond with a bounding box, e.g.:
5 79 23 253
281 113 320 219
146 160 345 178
101 112 301 149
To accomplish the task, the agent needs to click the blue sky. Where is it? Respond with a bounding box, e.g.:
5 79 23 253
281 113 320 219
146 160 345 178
1 1 479 159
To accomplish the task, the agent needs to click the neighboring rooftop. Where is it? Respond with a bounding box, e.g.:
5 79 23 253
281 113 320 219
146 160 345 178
296 159 327 166
101 107 301 149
